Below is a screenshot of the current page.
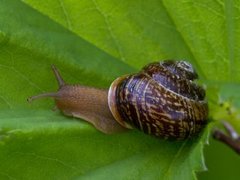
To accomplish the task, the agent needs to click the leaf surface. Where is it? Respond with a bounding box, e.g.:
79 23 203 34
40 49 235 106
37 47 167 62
0 0 239 179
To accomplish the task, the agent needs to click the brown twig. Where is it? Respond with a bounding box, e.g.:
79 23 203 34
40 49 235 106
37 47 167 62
212 121 240 155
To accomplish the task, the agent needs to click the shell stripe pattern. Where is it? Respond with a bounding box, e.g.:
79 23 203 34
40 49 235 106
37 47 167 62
113 61 208 140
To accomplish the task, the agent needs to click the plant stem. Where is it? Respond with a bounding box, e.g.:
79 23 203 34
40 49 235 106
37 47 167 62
212 121 240 155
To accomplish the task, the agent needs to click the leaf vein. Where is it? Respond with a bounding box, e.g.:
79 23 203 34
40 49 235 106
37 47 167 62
224 0 235 81
14 152 78 171
57 0 73 30
162 1 206 79
92 0 126 61
163 139 188 179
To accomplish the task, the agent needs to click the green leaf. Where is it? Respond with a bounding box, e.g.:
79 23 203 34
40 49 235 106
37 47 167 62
0 109 209 180
0 0 239 179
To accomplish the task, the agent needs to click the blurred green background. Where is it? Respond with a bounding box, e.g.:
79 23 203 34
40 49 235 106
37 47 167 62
199 137 240 180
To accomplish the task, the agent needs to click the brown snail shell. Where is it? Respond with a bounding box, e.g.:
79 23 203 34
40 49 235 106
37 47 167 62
28 60 208 140
108 60 208 140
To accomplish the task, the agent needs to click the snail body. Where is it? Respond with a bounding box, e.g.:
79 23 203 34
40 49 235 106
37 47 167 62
28 60 208 140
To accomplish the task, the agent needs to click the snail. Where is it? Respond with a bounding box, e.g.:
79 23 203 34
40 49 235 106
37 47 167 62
28 60 208 140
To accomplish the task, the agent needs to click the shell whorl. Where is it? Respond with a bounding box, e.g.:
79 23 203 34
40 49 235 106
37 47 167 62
108 60 208 140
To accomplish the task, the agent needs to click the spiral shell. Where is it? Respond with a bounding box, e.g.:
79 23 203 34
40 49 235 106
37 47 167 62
108 60 208 140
